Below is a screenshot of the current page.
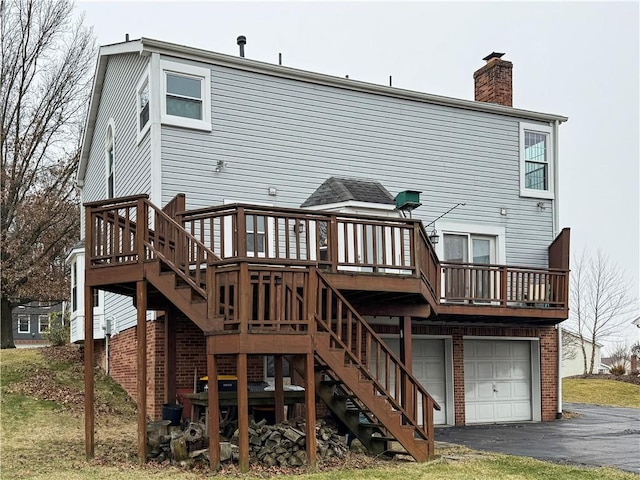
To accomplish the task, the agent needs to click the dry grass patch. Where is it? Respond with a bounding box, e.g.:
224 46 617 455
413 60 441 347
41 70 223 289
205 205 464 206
2 348 638 480
563 378 640 408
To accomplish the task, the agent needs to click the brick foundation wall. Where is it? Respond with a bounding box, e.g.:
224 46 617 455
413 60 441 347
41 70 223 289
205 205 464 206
107 316 266 419
372 323 559 425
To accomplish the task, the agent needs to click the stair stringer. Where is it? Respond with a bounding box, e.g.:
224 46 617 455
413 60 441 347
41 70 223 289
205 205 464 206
144 261 215 332
314 335 429 462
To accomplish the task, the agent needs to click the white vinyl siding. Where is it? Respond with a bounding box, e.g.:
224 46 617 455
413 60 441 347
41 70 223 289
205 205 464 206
80 53 152 337
162 63 554 268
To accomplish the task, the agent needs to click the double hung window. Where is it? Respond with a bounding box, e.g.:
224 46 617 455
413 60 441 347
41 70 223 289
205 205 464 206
520 123 554 199
160 60 211 131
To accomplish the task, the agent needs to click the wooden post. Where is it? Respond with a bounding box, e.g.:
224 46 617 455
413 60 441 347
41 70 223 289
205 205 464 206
238 263 250 334
274 355 285 423
237 353 250 472
304 352 317 467
164 305 177 404
307 267 317 333
136 280 148 465
328 217 338 272
500 266 508 306
236 206 246 258
207 351 220 470
137 198 148 263
84 285 95 459
400 316 413 419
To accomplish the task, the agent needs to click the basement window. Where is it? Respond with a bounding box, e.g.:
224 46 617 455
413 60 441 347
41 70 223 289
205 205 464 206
520 123 554 199
160 59 211 131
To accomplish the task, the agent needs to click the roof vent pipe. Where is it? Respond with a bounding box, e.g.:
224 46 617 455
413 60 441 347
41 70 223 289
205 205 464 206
237 35 246 57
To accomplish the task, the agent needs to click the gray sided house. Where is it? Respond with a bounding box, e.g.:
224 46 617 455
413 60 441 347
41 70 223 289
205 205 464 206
12 302 63 346
74 38 570 463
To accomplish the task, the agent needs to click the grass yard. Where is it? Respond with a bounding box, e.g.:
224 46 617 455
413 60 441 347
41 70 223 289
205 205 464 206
563 377 640 408
1 347 638 480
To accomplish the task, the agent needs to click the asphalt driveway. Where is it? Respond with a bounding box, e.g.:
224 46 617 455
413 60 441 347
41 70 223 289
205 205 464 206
435 403 640 473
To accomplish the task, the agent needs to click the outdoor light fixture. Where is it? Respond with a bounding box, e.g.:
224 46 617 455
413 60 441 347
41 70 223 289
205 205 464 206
428 228 440 245
215 160 228 173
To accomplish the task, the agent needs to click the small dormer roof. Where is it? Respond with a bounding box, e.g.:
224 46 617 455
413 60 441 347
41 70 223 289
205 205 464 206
300 177 395 208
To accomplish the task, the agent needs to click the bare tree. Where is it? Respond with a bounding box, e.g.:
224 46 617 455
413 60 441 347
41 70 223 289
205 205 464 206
569 250 637 374
607 342 630 372
0 0 95 348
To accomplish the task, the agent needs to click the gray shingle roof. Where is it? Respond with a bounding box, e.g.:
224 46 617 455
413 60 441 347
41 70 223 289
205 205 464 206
301 177 395 208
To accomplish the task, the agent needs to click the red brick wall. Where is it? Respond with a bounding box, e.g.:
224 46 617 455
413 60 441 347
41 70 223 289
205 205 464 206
107 315 266 419
371 323 559 425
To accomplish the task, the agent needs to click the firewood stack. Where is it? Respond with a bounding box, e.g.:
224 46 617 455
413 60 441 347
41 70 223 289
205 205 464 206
146 417 349 467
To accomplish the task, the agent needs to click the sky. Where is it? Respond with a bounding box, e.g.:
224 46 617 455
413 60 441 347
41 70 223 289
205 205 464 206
76 0 640 354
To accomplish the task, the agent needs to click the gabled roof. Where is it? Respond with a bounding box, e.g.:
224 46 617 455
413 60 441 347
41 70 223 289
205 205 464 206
77 37 569 185
301 177 395 208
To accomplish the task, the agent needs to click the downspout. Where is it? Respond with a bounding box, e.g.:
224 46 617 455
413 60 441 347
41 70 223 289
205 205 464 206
557 323 562 419
552 120 560 237
554 119 562 419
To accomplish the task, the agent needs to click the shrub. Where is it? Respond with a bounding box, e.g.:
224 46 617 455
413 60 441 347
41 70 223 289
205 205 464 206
42 311 70 346
609 364 626 376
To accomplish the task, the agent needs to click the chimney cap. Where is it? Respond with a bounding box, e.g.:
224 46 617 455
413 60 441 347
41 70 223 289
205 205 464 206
237 35 247 46
482 52 505 62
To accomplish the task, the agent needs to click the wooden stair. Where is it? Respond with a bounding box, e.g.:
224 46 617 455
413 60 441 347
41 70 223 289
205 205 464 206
313 334 430 461
144 260 216 333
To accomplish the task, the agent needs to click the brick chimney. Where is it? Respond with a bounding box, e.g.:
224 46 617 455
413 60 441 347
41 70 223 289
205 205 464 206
474 52 513 107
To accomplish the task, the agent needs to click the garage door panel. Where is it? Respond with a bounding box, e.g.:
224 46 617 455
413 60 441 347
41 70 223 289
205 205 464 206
381 338 448 425
464 340 532 424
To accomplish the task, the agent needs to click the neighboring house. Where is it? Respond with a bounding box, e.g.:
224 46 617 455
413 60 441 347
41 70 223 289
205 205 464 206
561 329 602 377
12 302 63 347
74 38 570 463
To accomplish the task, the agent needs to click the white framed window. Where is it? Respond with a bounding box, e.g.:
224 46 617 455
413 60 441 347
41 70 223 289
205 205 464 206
39 315 49 333
105 120 115 198
18 315 30 333
246 214 266 256
520 122 554 199
160 59 211 131
136 67 151 142
71 261 78 312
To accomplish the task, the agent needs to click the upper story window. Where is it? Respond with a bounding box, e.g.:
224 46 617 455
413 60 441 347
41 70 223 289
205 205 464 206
520 123 554 199
18 315 29 333
136 67 151 141
105 121 115 198
160 59 211 131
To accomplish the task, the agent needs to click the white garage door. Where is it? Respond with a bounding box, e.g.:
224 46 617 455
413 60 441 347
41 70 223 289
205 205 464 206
464 340 532 424
384 338 448 425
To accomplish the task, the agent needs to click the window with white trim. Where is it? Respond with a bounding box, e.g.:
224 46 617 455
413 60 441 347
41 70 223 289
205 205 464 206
136 68 150 140
520 123 554 199
160 60 211 131
105 122 115 198
39 315 49 333
71 261 78 312
18 315 30 333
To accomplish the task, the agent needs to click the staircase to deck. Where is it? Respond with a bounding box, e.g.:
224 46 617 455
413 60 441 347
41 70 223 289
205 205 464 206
84 194 569 464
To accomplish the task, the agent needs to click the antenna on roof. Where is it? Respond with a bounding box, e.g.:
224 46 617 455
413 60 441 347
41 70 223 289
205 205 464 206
237 35 246 57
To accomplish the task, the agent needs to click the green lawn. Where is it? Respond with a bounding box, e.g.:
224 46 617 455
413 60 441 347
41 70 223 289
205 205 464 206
1 348 637 480
563 378 640 408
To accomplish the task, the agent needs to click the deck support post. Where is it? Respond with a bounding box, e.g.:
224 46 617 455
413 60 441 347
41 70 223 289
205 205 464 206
84 285 95 459
136 280 148 465
400 316 413 420
237 353 250 472
207 351 220 470
304 352 317 467
164 305 177 404
274 355 285 423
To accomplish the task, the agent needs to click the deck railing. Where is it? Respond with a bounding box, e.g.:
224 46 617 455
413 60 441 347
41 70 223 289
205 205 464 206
85 195 218 298
315 270 439 436
440 262 568 308
85 196 568 312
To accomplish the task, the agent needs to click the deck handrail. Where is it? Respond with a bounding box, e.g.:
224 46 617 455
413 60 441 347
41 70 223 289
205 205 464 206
314 270 440 439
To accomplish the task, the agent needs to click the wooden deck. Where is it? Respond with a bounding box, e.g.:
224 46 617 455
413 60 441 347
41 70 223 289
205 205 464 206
81 194 570 469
